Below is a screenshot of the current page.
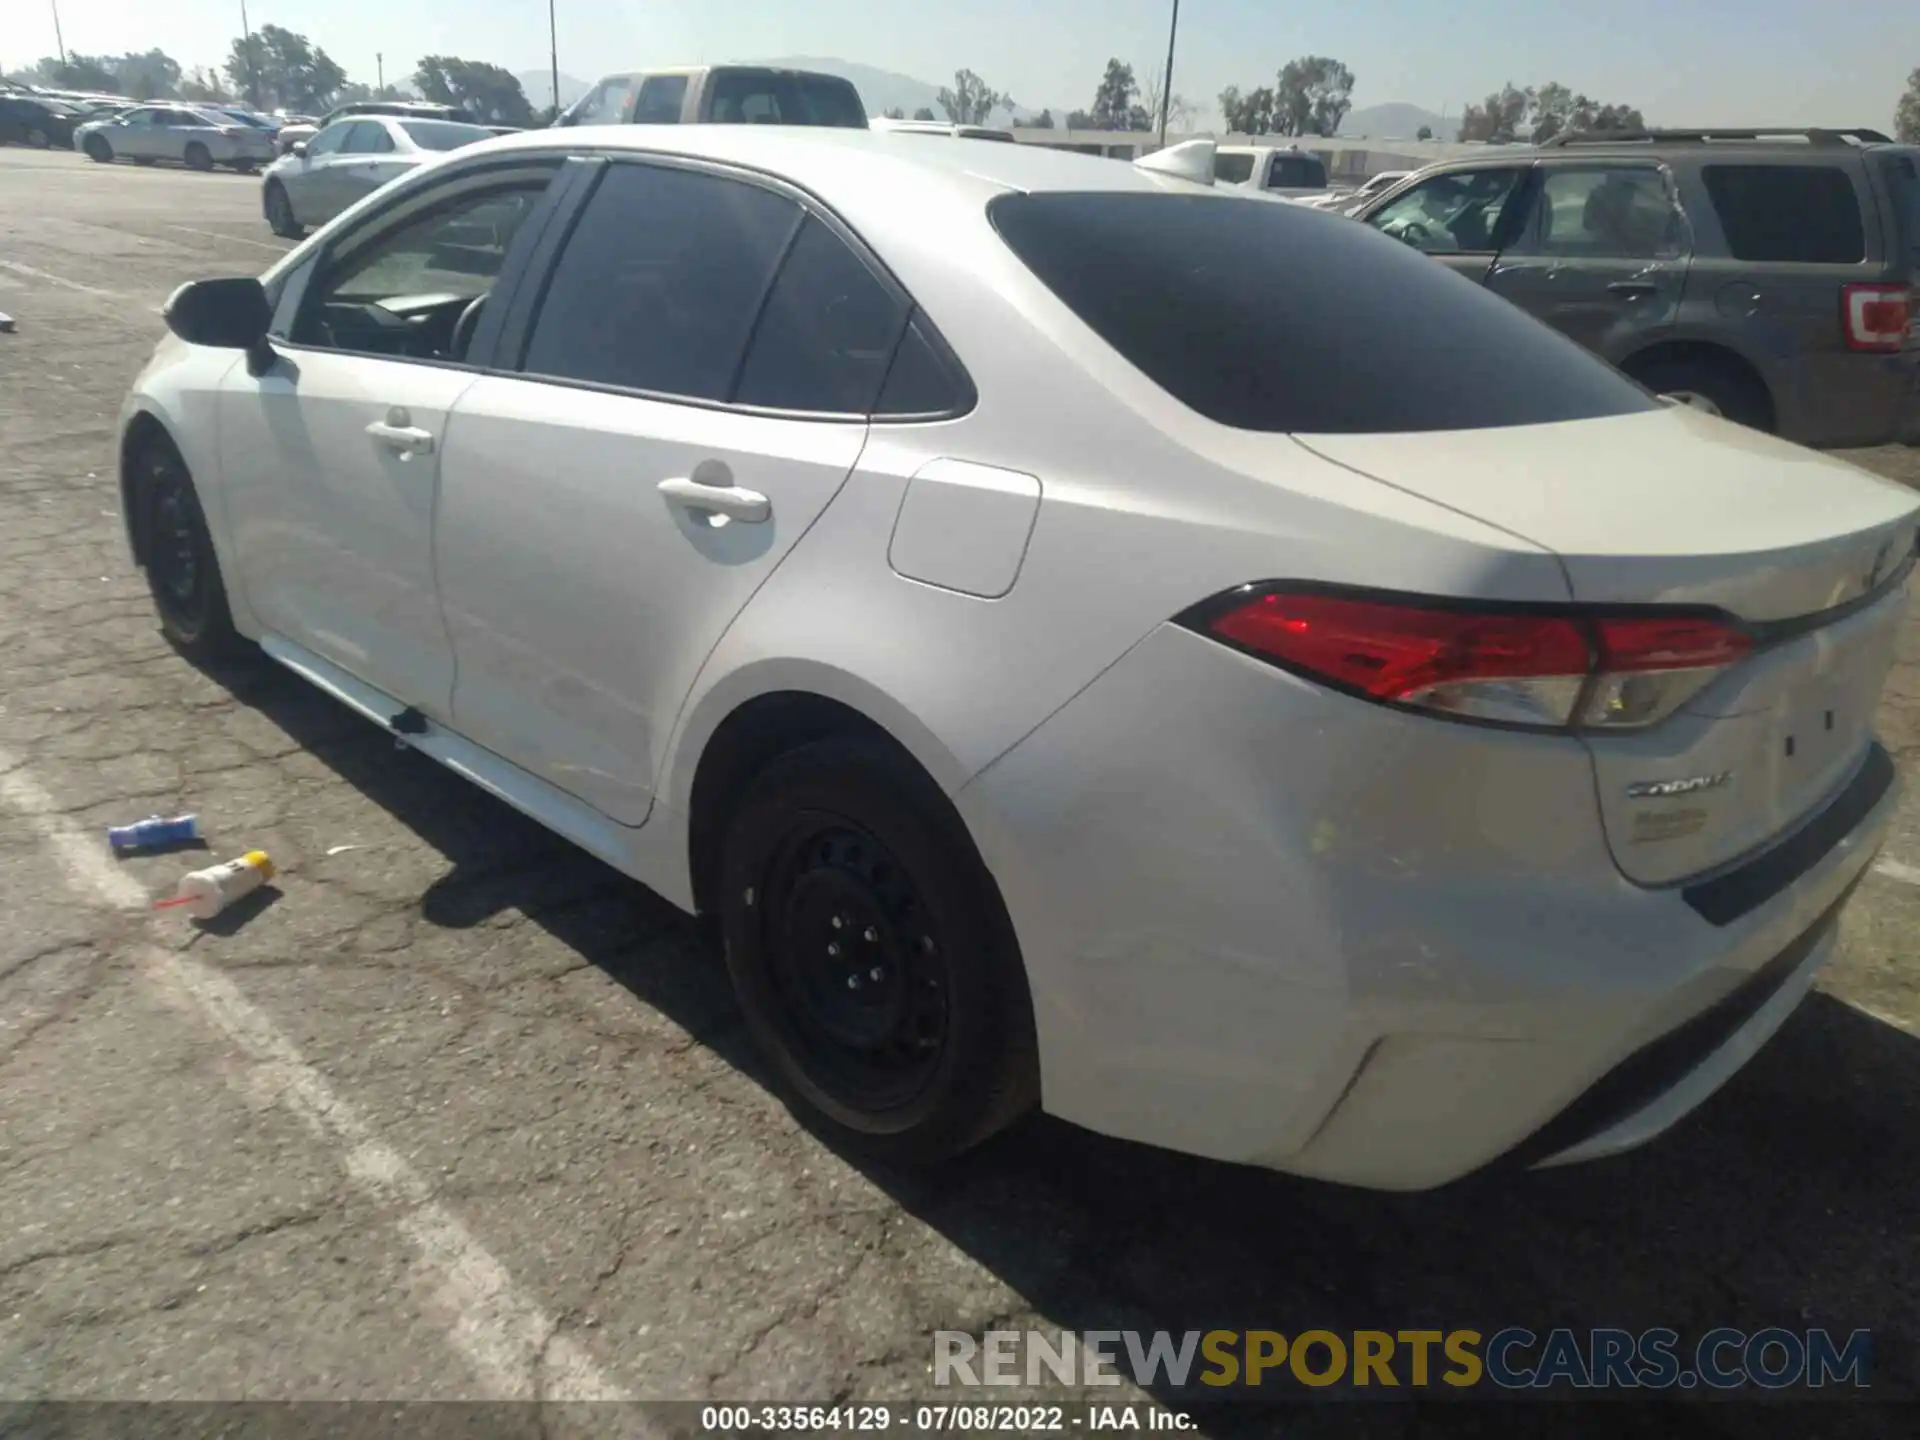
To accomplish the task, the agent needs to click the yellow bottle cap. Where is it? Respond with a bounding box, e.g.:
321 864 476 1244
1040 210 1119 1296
242 849 275 882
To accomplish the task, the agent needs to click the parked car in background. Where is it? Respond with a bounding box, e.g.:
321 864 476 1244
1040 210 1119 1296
556 65 867 128
1350 127 1920 448
870 117 1016 142
1212 143 1334 201
275 101 479 155
0 95 88 149
122 130 1915 1189
76 103 279 171
262 114 495 236
1298 168 1416 213
212 107 282 140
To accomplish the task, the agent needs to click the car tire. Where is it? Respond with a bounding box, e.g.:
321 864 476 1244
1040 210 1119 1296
1629 355 1773 433
26 127 49 149
717 737 1039 1165
132 434 250 663
84 135 113 164
264 182 303 239
184 142 214 172
231 160 258 175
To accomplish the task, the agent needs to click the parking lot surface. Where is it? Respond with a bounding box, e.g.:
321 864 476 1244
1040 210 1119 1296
2 146 1919 1434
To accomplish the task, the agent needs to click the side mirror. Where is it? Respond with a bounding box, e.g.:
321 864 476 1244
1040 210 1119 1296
291 140 308 157
163 278 272 362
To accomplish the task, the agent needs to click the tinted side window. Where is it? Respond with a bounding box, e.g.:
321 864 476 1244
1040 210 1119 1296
1879 154 1920 257
1702 165 1865 263
567 78 633 126
990 191 1656 434
522 163 798 400
735 218 909 413
633 76 687 124
708 72 866 128
307 124 349 156
875 317 968 417
1368 168 1527 253
1517 166 1685 259
1213 153 1255 184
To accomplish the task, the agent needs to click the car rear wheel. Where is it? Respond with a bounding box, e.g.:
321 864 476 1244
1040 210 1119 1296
1630 355 1773 433
184 142 214 172
134 435 249 662
84 135 112 163
25 127 49 149
717 737 1038 1164
264 181 303 239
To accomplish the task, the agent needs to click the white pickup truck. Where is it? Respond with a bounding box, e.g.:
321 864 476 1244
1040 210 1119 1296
1210 144 1334 201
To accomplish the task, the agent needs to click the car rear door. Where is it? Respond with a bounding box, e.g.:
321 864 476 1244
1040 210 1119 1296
1356 164 1533 283
433 157 909 824
1480 160 1688 361
217 160 566 711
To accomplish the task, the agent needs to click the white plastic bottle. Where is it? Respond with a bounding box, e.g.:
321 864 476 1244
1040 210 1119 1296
157 851 276 919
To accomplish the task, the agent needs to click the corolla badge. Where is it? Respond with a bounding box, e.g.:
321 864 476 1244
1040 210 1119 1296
1625 772 1732 800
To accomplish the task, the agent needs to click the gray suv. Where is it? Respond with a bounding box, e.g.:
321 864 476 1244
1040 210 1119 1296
1351 128 1920 448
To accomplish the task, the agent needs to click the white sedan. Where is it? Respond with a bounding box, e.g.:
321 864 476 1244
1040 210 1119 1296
121 128 1914 1189
261 115 496 238
75 103 279 171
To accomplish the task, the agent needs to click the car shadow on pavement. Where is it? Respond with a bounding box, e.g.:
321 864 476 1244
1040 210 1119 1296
221 660 1915 1437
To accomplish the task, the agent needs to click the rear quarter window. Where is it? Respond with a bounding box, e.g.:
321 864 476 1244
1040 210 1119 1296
1701 164 1865 263
1213 153 1255 184
988 191 1656 434
1884 153 1920 257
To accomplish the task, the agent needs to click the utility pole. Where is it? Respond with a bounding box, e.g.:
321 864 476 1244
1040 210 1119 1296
548 0 560 123
238 0 260 110
1156 0 1180 149
50 0 68 69
376 52 384 93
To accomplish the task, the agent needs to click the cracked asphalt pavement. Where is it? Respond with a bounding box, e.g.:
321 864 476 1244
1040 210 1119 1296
2 146 1919 1436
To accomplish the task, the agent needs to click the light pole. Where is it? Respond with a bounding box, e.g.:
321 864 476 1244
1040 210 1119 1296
1156 0 1180 149
49 0 67 69
376 52 384 93
548 0 560 123
238 0 260 109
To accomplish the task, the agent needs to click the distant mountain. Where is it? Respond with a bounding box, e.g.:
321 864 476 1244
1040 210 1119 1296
751 56 1064 125
1339 102 1451 140
515 69 591 111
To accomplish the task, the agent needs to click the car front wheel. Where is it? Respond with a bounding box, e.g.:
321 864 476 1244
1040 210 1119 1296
133 434 248 662
718 737 1039 1164
183 142 213 171
84 135 112 163
264 181 303 239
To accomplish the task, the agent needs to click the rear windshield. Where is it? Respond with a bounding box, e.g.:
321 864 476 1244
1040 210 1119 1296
1213 153 1255 184
988 191 1657 434
1268 154 1327 189
400 120 493 151
708 71 866 128
1885 153 1920 258
1701 164 1865 263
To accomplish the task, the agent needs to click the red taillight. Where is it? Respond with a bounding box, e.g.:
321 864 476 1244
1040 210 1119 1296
1190 588 1751 731
1842 283 1913 353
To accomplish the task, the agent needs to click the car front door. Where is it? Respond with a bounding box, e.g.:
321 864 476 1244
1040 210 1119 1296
433 158 909 824
286 121 351 223
335 120 409 211
1359 165 1532 283
1481 162 1689 361
111 107 160 158
216 162 565 712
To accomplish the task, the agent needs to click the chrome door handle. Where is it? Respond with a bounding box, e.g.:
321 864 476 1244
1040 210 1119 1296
366 407 434 456
657 475 770 524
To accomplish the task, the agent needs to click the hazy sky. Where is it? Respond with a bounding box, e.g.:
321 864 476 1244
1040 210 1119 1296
17 0 1919 129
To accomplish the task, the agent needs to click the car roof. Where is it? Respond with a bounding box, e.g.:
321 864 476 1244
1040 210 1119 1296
478 124 1226 203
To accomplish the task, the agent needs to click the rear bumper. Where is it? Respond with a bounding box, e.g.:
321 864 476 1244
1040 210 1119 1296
1784 349 1920 449
959 624 1897 1190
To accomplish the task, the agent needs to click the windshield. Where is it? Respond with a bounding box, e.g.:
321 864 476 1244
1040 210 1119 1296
707 71 867 128
989 190 1656 434
400 120 495 151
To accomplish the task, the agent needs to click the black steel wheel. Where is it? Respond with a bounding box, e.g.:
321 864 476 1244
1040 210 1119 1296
135 436 247 661
719 738 1038 1162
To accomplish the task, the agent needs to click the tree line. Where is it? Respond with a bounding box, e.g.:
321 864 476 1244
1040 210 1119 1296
11 28 543 125
1898 67 1919 143
1455 82 1643 143
893 58 1192 134
1218 56 1355 137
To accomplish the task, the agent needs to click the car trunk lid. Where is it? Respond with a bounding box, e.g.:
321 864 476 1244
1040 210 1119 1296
1295 405 1918 884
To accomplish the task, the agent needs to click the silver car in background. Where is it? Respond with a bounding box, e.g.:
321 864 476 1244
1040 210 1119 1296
75 103 279 172
261 115 495 237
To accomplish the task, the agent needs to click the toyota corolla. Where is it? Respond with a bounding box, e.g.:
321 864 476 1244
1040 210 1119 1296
119 128 1916 1189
